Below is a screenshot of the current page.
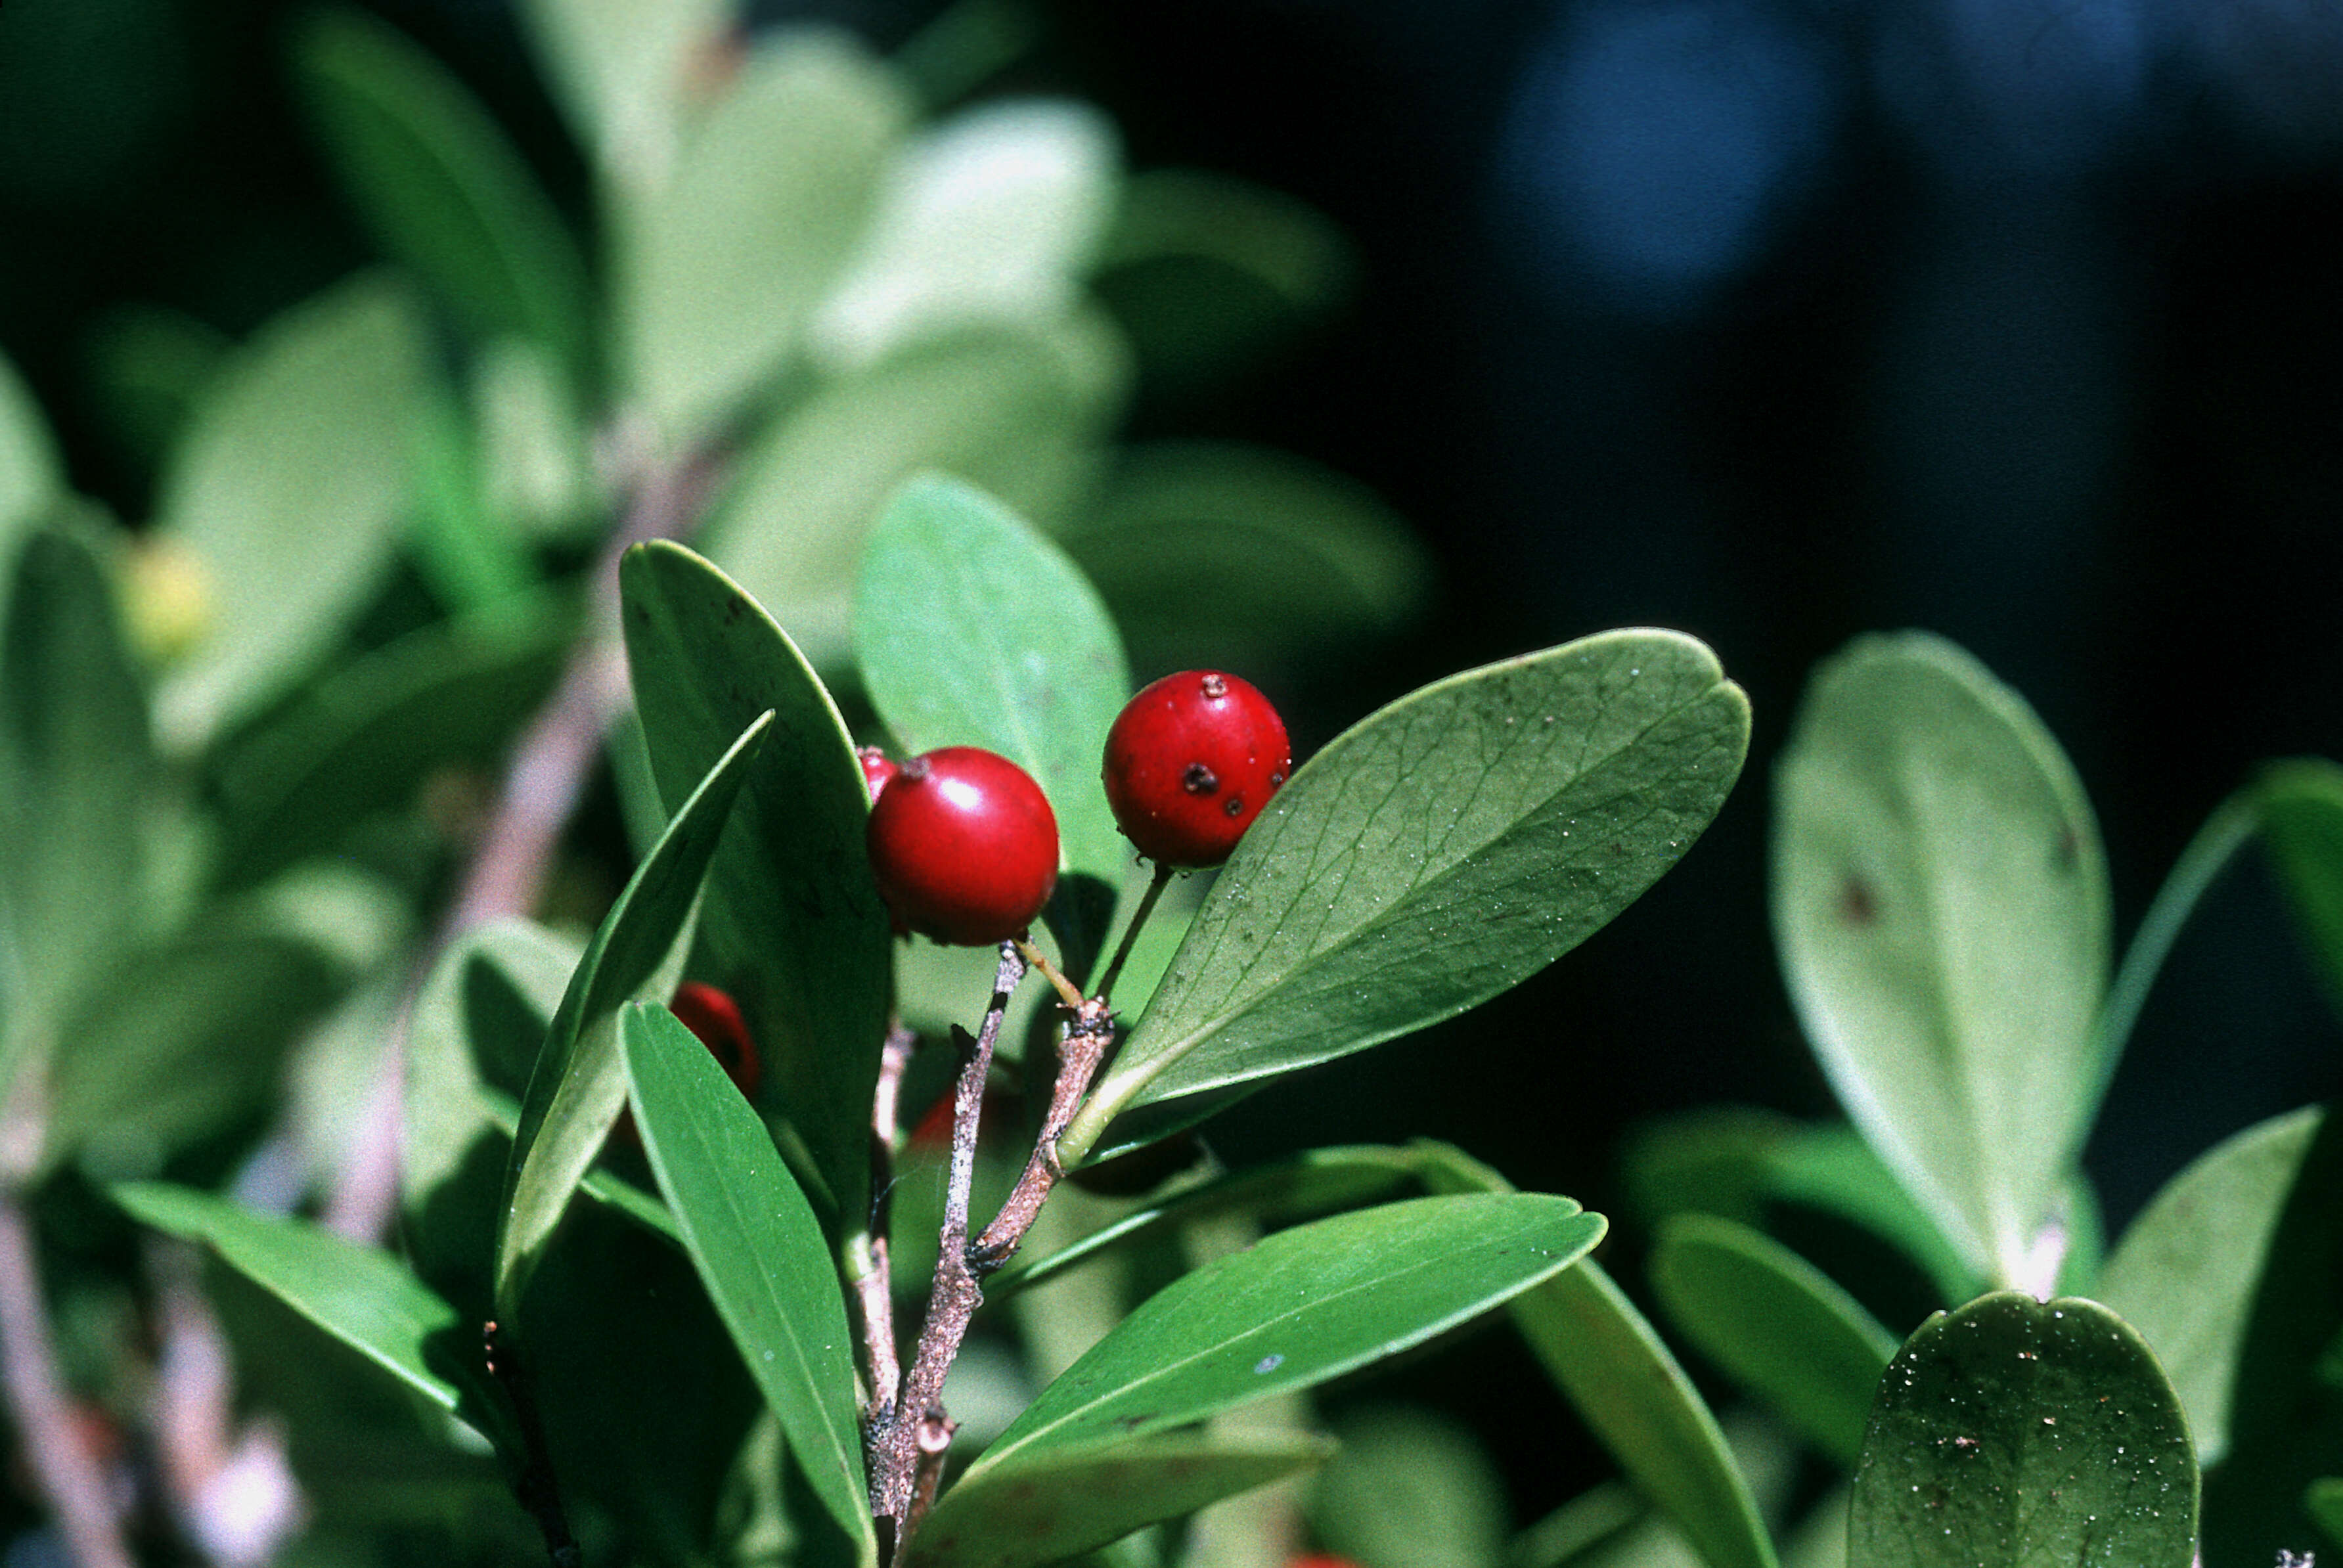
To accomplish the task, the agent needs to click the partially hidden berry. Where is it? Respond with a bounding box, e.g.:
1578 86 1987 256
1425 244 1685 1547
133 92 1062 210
857 745 899 805
614 981 760 1148
866 747 1060 945
1103 671 1291 867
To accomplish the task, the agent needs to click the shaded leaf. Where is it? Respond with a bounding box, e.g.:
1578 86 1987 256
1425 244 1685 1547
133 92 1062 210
623 1002 872 1561
152 275 430 748
83 306 229 478
2260 759 2343 1021
1071 631 1747 1159
494 711 770 1320
1308 1404 1509 1568
2308 1477 2343 1551
703 318 1124 666
2099 1107 2320 1465
1414 1142 1777 1568
1764 1125 1982 1308
1773 632 2108 1287
910 1431 1331 1568
619 29 910 442
1651 1214 1899 1466
620 542 891 1226
0 348 60 546
854 475 1131 970
1848 1293 2195 1568
292 7 591 378
970 1194 1601 1476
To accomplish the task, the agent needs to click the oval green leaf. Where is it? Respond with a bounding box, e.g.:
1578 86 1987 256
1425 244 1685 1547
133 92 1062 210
1848 1293 2196 1568
620 542 892 1226
494 709 770 1320
1651 1214 1900 1467
622 1002 872 1563
1773 632 2109 1288
1413 1141 1777 1568
1069 630 1748 1159
853 474 1132 970
968 1194 1603 1477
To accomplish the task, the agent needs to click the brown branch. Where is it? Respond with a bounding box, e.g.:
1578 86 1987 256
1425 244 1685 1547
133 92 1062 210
870 945 1025 1557
854 1023 917 1431
969 998 1114 1270
0 1187 133 1568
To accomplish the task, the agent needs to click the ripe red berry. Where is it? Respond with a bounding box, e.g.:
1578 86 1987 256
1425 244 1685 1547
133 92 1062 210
857 745 899 805
866 747 1060 945
615 981 760 1148
1102 671 1291 867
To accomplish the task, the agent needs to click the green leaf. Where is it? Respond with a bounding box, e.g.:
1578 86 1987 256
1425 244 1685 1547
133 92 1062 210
1848 1293 2197 1568
811 98 1119 371
1069 631 1748 1159
968 1194 1603 1476
854 474 1132 969
989 1144 1421 1300
0 348 60 546
1059 441 1430 678
512 0 729 189
2100 1108 2319 1466
909 1431 1332 1568
152 274 430 749
208 598 570 888
0 527 157 1085
1413 1142 1777 1568
2308 1477 2343 1551
618 29 910 443
1763 1125 1983 1308
620 542 892 1227
1773 632 2109 1288
82 307 227 477
622 1002 872 1563
493 710 770 1321
702 315 1125 667
1308 1404 1509 1568
292 7 591 379
1650 1214 1900 1467
111 1182 503 1447
2260 759 2343 1019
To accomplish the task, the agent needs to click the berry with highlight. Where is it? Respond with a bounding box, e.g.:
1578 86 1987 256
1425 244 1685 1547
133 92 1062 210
1103 671 1291 867
866 747 1060 945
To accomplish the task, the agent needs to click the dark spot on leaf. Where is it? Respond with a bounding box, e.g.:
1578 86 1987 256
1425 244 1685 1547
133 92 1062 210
1839 876 1877 926
1182 763 1218 795
2054 824 2080 870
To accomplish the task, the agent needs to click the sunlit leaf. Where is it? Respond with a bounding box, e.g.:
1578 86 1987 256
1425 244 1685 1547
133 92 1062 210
513 0 730 190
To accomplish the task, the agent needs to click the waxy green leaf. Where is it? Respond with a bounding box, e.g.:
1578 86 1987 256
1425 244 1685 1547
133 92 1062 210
1651 1214 1900 1466
969 1194 1603 1475
621 542 892 1226
293 7 591 378
910 1432 1331 1568
622 1003 872 1563
2099 1106 2321 1464
1849 1293 2196 1568
855 475 1132 970
1774 633 2109 1288
1072 630 1747 1158
494 711 769 1321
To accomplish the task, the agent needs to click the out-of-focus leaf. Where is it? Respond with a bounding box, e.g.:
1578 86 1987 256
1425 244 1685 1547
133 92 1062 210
619 29 910 442
514 0 730 190
1060 441 1429 677
1764 1124 1982 1307
854 476 1130 972
1511 1483 1647 1568
112 1182 504 1447
1308 1404 1509 1568
2260 759 2343 1019
703 317 1125 666
82 306 228 477
910 1432 1331 1568
1774 632 2109 1288
620 543 891 1227
1415 1142 1777 1568
812 99 1119 370
292 7 591 379
1848 1293 2196 1568
0 347 61 546
2099 1107 2320 1465
2308 1477 2343 1551
1651 1214 1899 1466
472 337 596 539
970 1194 1601 1473
1070 632 1747 1160
623 1002 872 1561
0 527 157 1094
494 711 769 1321
208 597 570 888
152 275 429 750
409 388 537 615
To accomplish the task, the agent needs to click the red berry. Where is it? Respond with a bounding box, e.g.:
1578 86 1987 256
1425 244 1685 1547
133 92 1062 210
866 747 1060 945
669 981 761 1098
857 746 899 805
1102 671 1291 867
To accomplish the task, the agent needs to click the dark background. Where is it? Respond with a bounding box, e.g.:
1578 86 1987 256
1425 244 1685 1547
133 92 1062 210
5 0 2340 1527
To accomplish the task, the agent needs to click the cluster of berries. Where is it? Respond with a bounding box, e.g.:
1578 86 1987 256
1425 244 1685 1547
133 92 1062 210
863 670 1291 946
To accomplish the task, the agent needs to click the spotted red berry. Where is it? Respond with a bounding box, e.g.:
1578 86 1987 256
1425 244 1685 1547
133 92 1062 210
1102 671 1291 867
857 746 899 805
866 747 1060 945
